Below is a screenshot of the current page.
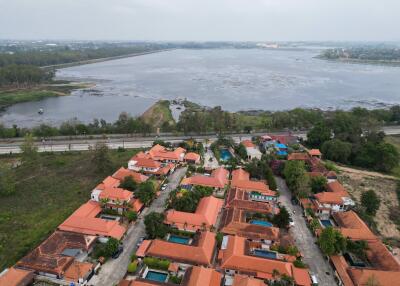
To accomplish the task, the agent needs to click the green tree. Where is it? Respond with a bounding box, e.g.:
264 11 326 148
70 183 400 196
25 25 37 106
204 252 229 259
273 206 290 228
310 175 327 194
144 212 169 239
235 143 247 160
361 190 380 216
307 121 331 148
136 180 157 206
321 139 352 164
125 210 138 222
318 227 347 256
20 133 38 163
283 161 310 198
120 176 137 192
91 142 113 174
265 166 277 191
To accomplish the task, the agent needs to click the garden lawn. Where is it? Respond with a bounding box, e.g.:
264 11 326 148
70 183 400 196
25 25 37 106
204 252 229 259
0 149 139 269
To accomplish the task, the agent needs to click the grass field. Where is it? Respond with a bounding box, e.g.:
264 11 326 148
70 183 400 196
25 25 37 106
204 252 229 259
385 135 400 177
0 148 139 269
0 83 89 109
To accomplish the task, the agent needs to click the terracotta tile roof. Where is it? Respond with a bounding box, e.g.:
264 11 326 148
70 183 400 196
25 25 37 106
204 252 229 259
348 269 400 286
314 192 344 204
58 201 126 240
64 261 94 282
149 144 186 161
99 187 133 202
16 231 96 277
186 266 222 286
181 167 229 188
292 267 312 286
326 181 348 196
287 153 310 161
241 140 255 148
270 135 298 145
136 240 152 257
113 167 149 183
132 157 162 169
145 231 216 266
308 149 322 156
219 235 308 285
231 169 275 195
0 268 34 286
329 255 354 286
220 208 280 241
165 196 224 231
131 199 144 213
232 275 265 286
225 188 276 213
95 176 121 190
184 152 201 162
366 240 400 271
332 211 376 241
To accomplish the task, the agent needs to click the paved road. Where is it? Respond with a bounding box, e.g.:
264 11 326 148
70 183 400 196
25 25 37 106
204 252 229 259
276 177 336 286
90 167 187 286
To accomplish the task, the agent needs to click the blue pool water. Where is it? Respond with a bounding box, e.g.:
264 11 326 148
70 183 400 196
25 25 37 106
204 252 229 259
250 220 273 227
220 149 232 161
320 219 333 227
168 235 190 244
253 249 277 259
145 271 168 282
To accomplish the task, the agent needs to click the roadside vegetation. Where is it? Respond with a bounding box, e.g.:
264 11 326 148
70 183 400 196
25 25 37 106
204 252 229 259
0 144 140 269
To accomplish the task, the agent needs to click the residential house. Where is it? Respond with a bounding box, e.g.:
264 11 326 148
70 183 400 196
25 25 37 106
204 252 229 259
0 268 34 286
138 231 217 267
287 152 310 161
148 144 186 163
165 196 224 232
16 231 95 281
231 169 277 202
219 235 311 286
241 140 262 160
181 167 229 191
112 167 149 184
184 152 201 164
312 181 355 218
58 200 126 240
128 152 175 177
328 211 400 286
91 176 121 201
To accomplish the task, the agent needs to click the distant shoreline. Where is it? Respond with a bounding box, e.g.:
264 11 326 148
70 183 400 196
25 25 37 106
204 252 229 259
316 55 400 67
42 48 174 70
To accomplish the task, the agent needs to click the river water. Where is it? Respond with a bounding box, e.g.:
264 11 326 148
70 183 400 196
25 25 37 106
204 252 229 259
1 48 400 127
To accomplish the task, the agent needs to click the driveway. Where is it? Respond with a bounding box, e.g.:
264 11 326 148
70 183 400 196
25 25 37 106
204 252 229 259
276 177 336 286
90 167 187 286
203 147 219 169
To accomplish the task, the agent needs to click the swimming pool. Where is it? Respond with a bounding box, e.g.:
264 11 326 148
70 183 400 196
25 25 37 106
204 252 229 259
168 235 190 244
253 249 277 259
145 270 168 282
320 219 333 227
250 220 273 227
220 148 232 161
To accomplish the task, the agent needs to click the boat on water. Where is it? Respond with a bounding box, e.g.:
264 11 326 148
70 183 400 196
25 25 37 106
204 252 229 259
38 108 44 114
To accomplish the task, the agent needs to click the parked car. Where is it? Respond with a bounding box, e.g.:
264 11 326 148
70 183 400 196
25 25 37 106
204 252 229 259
289 218 295 227
161 185 167 191
311 274 318 286
112 246 124 259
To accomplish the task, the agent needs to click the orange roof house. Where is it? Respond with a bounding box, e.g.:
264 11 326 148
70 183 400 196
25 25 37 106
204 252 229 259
332 211 376 241
231 169 276 196
219 235 311 286
241 140 255 148
308 149 322 157
312 181 354 214
185 266 222 286
0 268 34 286
113 167 149 183
225 188 277 213
99 187 133 203
58 201 126 240
220 207 280 241
16 231 96 278
143 231 216 266
184 152 201 164
64 261 94 283
181 167 229 189
232 275 265 286
148 144 186 162
94 176 121 191
165 196 224 231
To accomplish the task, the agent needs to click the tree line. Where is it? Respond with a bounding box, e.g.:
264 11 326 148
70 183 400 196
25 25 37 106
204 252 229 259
0 65 54 87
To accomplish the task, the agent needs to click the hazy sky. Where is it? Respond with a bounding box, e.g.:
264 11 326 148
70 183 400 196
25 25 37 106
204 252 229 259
0 0 399 41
